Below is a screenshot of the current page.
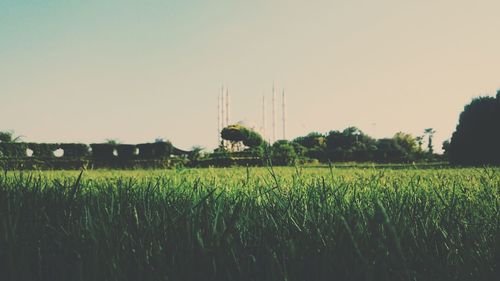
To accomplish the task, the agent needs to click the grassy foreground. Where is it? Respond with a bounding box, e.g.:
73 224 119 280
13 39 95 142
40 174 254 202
0 167 498 281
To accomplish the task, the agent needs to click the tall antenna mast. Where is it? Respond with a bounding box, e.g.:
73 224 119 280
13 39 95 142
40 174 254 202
282 88 286 140
225 87 230 126
221 84 225 128
217 93 220 144
262 94 266 140
272 82 276 143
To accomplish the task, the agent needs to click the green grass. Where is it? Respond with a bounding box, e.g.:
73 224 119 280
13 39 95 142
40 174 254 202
0 166 498 281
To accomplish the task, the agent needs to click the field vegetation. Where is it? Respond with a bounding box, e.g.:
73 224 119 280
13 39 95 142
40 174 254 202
0 166 498 281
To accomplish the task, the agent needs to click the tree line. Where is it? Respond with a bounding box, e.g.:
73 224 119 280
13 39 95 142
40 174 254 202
216 125 439 166
2 90 499 167
213 90 499 166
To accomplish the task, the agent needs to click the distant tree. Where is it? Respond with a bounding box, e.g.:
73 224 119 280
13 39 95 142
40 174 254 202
424 128 436 154
188 146 204 161
448 91 500 165
292 132 326 161
442 140 450 158
105 139 120 145
0 131 23 143
221 124 265 150
375 138 407 163
325 127 376 162
271 140 297 165
293 132 326 149
290 142 307 158
415 135 424 151
393 132 419 161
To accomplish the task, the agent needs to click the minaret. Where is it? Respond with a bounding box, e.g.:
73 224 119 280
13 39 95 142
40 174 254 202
225 88 230 126
272 82 276 143
282 89 286 140
217 93 220 144
221 85 225 128
262 94 266 140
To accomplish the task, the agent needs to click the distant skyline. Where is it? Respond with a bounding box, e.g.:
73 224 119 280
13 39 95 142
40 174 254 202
1 0 499 151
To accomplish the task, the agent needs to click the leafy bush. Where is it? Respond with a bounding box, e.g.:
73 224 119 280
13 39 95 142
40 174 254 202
27 143 58 158
90 143 116 160
154 142 173 157
375 138 407 163
325 127 377 162
59 143 90 158
116 144 137 159
0 143 28 158
271 140 297 165
137 142 172 159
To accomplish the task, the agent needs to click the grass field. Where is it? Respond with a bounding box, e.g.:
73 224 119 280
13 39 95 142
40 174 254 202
0 166 498 281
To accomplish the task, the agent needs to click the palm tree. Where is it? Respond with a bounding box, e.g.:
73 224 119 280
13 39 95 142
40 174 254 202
424 128 436 154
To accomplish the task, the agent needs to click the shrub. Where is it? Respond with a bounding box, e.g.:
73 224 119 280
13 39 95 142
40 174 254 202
0 143 28 158
59 143 90 158
154 142 172 158
90 143 116 160
27 143 58 158
137 142 173 159
271 140 297 166
116 144 137 159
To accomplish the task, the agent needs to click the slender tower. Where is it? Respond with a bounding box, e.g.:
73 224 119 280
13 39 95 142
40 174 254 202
282 89 286 140
262 94 266 140
225 88 230 126
217 93 220 144
221 85 225 128
272 83 276 143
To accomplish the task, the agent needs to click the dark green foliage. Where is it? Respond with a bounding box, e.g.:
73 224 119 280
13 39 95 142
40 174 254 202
136 143 155 158
0 131 22 143
292 132 326 161
271 140 297 165
0 132 12 143
90 143 116 160
0 158 89 170
424 128 436 155
448 92 500 165
0 141 184 168
221 125 246 142
293 132 326 149
59 143 90 158
0 142 28 158
242 130 264 147
377 132 421 163
374 139 407 163
137 142 173 159
116 144 137 159
27 143 58 158
152 142 172 158
221 125 265 148
326 127 377 162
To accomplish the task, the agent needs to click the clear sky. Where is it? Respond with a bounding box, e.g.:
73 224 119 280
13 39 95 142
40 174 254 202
1 0 499 151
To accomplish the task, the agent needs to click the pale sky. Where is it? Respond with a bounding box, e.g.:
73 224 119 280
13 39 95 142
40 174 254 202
1 0 499 151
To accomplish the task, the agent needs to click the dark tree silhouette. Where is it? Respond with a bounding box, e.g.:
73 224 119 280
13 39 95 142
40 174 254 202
0 131 23 143
271 140 297 165
221 124 264 148
447 91 500 165
424 128 436 154
325 127 377 162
